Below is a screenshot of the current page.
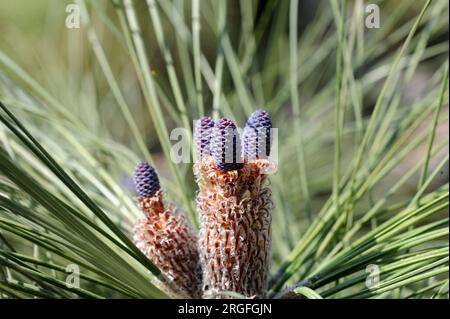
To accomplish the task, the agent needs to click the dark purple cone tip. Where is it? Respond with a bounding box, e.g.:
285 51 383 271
211 118 243 171
134 161 160 197
243 109 272 160
194 116 215 160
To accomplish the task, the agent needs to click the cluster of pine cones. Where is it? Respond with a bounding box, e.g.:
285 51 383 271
132 110 274 299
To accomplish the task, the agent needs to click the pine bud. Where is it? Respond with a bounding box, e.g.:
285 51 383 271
242 110 272 160
210 118 243 171
194 116 215 161
134 161 160 197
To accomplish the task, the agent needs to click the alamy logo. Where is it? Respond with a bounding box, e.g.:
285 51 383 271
65 263 80 289
365 264 380 289
365 4 380 29
65 4 80 29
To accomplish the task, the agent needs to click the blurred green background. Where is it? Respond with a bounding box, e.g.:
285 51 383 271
0 0 448 298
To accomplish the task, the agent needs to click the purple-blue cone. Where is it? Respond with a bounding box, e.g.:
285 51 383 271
134 161 160 197
242 109 272 160
194 116 215 160
211 118 243 171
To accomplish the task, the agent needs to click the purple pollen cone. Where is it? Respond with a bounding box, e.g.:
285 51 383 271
194 116 215 160
242 109 272 160
211 118 243 171
133 161 160 197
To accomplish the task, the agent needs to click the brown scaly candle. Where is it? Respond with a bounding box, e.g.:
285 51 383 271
194 112 274 298
133 161 202 298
